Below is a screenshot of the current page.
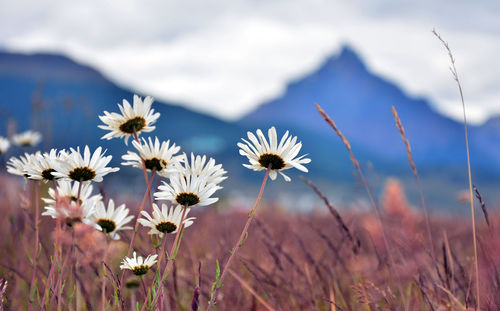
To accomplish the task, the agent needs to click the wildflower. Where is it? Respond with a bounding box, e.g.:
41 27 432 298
120 252 158 276
121 136 182 177
91 199 133 240
179 153 227 185
12 130 42 147
0 137 10 154
42 180 102 225
238 126 310 181
24 149 67 182
155 173 222 207
52 146 119 182
6 153 33 177
138 203 195 237
98 95 160 145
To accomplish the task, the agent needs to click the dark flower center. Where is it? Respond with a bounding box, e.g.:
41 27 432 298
119 117 146 134
20 142 33 147
69 167 96 181
144 158 167 171
155 221 177 233
132 265 149 276
258 153 285 170
66 217 82 227
98 219 116 233
42 168 56 180
176 193 200 206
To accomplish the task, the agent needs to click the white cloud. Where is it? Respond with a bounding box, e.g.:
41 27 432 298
2 0 500 123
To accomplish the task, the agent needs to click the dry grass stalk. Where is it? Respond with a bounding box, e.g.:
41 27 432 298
308 224 351 275
303 264 318 309
255 218 302 274
472 184 490 228
302 176 360 254
391 107 417 177
315 103 406 308
391 106 436 263
228 269 275 311
239 258 280 308
314 104 360 170
437 285 466 311
324 297 346 311
415 275 436 311
442 230 455 304
329 284 336 311
433 29 480 308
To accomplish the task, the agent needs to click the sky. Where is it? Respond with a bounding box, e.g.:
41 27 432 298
1 0 500 124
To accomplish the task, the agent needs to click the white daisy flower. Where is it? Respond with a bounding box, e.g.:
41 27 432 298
52 145 119 182
12 130 42 147
24 149 67 182
6 153 34 177
121 136 182 177
90 199 133 240
42 180 102 225
120 252 158 276
238 126 311 182
0 137 10 154
98 95 160 145
154 173 222 207
177 153 227 185
138 203 195 237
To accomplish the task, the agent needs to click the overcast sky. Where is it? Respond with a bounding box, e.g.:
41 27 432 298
1 0 499 124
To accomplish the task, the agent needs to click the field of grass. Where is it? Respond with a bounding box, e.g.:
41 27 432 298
0 172 497 310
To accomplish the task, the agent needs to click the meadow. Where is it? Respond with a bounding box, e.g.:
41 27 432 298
0 169 495 310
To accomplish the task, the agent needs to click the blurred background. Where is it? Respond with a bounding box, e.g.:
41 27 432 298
1 0 499 211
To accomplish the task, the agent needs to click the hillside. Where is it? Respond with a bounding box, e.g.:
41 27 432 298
1 49 499 208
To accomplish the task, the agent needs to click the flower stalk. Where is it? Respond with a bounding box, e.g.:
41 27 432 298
28 181 40 311
144 206 188 310
206 165 271 310
119 171 156 293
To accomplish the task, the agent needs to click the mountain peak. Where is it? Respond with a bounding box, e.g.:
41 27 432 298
321 45 366 71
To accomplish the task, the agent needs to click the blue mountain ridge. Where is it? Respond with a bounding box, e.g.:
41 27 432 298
1 48 498 208
240 46 500 207
242 46 500 169
0 52 251 191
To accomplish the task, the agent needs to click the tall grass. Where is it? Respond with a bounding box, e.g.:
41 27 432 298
391 106 437 268
433 29 480 308
315 103 407 308
0 173 499 309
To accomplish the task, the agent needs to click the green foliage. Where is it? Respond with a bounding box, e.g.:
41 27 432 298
209 259 222 305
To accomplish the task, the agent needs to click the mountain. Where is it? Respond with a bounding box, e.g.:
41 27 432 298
1 48 499 208
241 46 500 172
240 46 500 206
0 51 252 190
